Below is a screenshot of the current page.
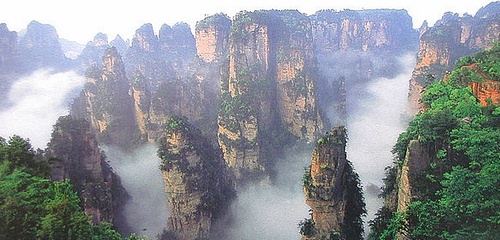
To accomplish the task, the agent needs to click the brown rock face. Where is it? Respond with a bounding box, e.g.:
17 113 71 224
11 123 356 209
195 14 231 63
469 80 500 105
311 9 416 53
302 126 365 240
74 47 138 147
122 21 224 143
396 140 430 213
218 10 324 183
407 3 500 115
47 116 115 225
159 117 234 240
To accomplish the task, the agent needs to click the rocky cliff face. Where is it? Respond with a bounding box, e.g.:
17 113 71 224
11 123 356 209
311 9 416 53
195 13 231 63
46 115 118 225
158 117 234 240
72 47 138 147
78 33 110 71
0 23 19 98
123 22 220 142
218 10 325 182
311 9 418 124
407 2 500 115
19 20 70 72
159 22 197 69
396 140 430 213
469 80 500 105
301 126 365 240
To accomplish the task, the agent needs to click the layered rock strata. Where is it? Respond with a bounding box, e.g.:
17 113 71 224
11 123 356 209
302 126 365 240
46 115 117 225
407 2 500 115
158 117 234 240
218 10 325 182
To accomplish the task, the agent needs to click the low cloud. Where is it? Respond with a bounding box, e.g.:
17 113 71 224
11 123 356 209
0 69 84 148
345 53 415 231
102 143 170 238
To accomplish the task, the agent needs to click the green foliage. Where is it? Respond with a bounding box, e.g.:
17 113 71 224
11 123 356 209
379 211 406 240
373 46 500 239
453 41 500 81
298 217 315 237
368 206 396 240
164 116 190 134
0 136 128 240
195 13 231 31
379 165 397 199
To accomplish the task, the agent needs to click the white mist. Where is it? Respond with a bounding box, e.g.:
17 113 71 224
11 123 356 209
103 143 170 238
222 148 312 240
345 53 415 234
0 69 84 149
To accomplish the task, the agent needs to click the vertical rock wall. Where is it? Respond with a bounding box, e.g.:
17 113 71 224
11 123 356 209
159 117 234 240
47 116 117 225
407 2 500 115
302 126 365 240
218 10 325 183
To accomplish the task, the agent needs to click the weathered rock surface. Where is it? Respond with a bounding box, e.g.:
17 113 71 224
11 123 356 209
302 126 365 240
218 10 325 183
407 2 500 115
19 20 70 72
396 140 430 213
158 117 234 240
72 47 138 148
46 116 118 225
195 14 231 63
311 9 416 53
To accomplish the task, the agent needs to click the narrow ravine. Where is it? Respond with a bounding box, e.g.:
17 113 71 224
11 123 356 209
345 53 415 235
103 143 170 238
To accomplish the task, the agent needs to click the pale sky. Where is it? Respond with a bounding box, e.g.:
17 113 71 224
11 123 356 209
0 0 496 44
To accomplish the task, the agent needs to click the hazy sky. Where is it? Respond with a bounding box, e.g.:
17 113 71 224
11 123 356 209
0 0 496 44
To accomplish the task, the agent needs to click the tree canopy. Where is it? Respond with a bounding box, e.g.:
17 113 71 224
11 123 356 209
0 136 139 240
369 43 500 239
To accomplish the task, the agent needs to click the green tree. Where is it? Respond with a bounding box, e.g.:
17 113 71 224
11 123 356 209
0 136 130 240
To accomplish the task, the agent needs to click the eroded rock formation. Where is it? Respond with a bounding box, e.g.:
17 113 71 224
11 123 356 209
19 20 70 72
158 116 234 240
311 9 416 53
396 140 430 213
195 14 231 63
407 2 500 115
301 126 365 240
46 115 120 225
71 47 138 147
311 9 418 124
218 10 325 183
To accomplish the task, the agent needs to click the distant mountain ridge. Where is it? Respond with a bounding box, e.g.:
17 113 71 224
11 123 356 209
0 2 499 238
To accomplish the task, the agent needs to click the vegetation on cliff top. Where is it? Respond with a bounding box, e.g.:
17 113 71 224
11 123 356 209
0 136 139 240
301 127 366 240
158 116 235 214
370 43 500 239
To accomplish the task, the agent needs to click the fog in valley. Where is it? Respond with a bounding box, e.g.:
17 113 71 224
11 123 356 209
0 69 84 149
345 53 415 233
0 57 416 240
102 143 170 238
220 147 313 239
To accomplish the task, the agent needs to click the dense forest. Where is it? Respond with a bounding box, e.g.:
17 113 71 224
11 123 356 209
1 2 499 239
0 135 145 239
369 43 500 239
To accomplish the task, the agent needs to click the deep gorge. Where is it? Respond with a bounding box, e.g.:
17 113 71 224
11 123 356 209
0 2 499 239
